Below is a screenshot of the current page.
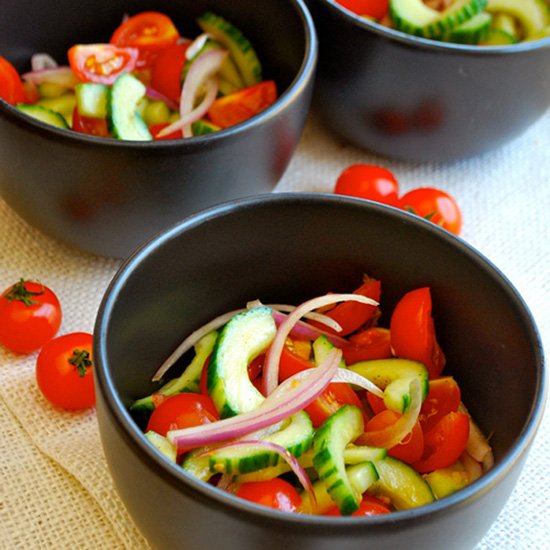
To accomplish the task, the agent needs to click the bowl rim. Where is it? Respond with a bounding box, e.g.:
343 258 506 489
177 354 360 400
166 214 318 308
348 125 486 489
315 0 550 55
0 0 317 149
94 192 547 528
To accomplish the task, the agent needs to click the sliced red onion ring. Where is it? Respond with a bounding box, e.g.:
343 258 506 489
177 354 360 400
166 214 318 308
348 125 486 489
185 33 211 60
31 53 58 71
263 294 379 396
22 66 79 88
167 349 341 450
332 368 384 398
145 86 179 111
459 403 494 470
202 440 316 507
267 304 342 332
356 378 422 449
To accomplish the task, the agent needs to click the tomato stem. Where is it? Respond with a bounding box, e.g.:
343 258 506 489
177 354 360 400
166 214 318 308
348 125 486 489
4 279 44 306
69 349 93 377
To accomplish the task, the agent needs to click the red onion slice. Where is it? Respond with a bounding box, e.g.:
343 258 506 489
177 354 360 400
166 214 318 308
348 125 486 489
31 53 58 71
145 86 179 111
332 367 384 398
167 349 341 450
22 66 79 88
185 33 211 60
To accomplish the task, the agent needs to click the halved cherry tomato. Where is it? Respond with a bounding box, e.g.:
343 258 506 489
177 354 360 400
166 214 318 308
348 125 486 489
419 377 461 432
36 332 95 410
0 56 25 105
336 0 389 19
149 121 182 141
68 44 139 84
72 107 109 137
413 411 470 473
278 341 314 382
311 277 381 337
150 41 189 103
0 279 62 354
365 409 424 464
236 478 302 512
208 80 277 129
110 11 180 68
366 392 386 415
399 187 462 236
325 494 391 516
334 164 400 207
342 327 392 364
390 287 445 379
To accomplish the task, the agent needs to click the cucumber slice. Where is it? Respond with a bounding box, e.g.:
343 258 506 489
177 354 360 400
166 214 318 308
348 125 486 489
207 306 275 418
424 461 470 499
343 444 388 464
131 331 218 413
182 449 212 482
107 73 152 141
312 405 365 515
145 430 177 463
37 94 76 118
206 411 314 475
312 334 347 368
491 12 520 39
348 358 428 413
191 119 221 136
197 12 262 86
444 12 492 44
371 457 434 509
142 99 172 126
16 104 69 129
38 81 68 99
75 83 108 118
487 0 550 38
481 27 519 43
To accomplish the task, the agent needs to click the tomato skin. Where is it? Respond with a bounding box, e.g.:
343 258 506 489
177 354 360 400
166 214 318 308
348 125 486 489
336 0 389 19
325 494 391 516
0 56 25 105
413 412 470 473
390 287 445 379
72 107 109 137
236 479 301 512
36 332 95 410
208 81 277 129
334 164 400 207
0 280 62 354
419 377 461 432
150 41 189 103
399 187 462 236
342 327 392 364
278 343 314 382
68 44 139 84
365 409 424 464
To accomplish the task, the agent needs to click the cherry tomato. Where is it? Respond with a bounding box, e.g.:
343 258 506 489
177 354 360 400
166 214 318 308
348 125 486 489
208 81 277 129
0 279 62 354
342 327 392 364
0 56 25 105
278 341 314 382
366 392 386 415
35 332 95 410
399 187 462 236
413 412 470 473
334 164 400 207
419 377 461 432
236 478 302 512
110 11 180 69
365 409 424 464
390 287 446 379
336 0 389 19
149 121 182 141
325 494 391 516
150 41 189 103
68 44 139 84
71 107 109 137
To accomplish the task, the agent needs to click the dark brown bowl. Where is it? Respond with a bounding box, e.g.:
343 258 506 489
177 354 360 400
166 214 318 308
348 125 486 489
306 0 550 162
0 0 316 258
94 193 545 550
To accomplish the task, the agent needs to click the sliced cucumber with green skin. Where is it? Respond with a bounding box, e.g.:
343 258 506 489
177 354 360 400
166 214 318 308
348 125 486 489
38 81 68 99
301 462 379 514
491 12 520 39
75 83 108 118
207 411 314 475
371 457 434 509
207 306 275 418
487 0 550 38
343 444 388 464
191 119 221 136
482 28 519 43
131 331 218 413
312 405 365 515
107 73 152 141
444 12 492 44
182 449 212 481
145 430 177 463
312 334 347 368
197 12 262 86
16 104 69 129
348 358 428 413
424 461 470 499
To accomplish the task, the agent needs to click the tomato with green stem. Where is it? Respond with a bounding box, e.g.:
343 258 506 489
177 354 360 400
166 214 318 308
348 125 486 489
150 41 189 103
0 56 25 105
334 164 400 207
390 287 446 379
0 279 62 354
36 332 95 410
399 187 462 236
325 494 391 516
236 478 302 512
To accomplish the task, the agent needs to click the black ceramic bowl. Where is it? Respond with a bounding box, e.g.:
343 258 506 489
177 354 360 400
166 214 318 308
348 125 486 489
0 0 316 258
94 193 545 550
306 0 550 162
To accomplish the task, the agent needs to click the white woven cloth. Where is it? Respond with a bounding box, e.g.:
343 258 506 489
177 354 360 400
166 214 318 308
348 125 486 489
1 110 549 550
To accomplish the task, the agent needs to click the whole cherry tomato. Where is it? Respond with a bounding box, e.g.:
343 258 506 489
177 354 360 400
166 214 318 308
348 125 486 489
325 494 391 516
336 0 389 19
334 164 400 207
0 56 25 105
236 478 302 512
0 279 62 354
36 332 95 410
399 187 462 235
